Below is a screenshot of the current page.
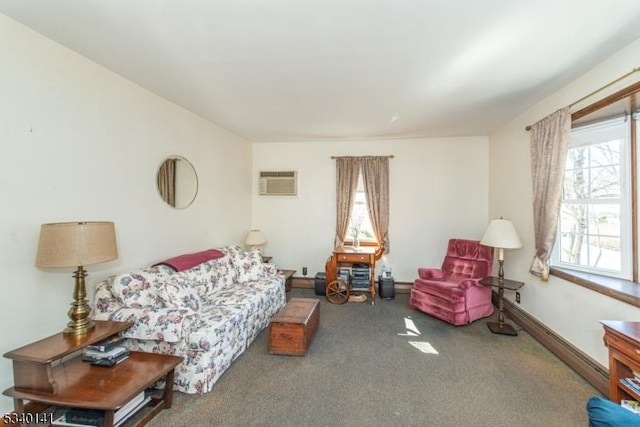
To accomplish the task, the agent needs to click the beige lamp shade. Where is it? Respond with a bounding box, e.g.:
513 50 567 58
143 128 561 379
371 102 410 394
480 218 522 250
36 221 118 268
245 229 266 247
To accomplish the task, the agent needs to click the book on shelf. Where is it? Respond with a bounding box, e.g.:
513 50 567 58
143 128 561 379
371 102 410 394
52 391 151 427
56 409 104 426
621 399 640 415
85 335 126 352
620 377 640 393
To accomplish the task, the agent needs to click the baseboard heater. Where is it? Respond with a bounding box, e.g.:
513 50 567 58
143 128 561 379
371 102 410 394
493 292 609 397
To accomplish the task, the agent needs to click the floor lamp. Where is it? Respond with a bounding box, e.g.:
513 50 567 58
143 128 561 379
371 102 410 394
480 218 522 336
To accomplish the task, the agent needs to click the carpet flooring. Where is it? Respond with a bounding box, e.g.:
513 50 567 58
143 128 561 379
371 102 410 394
147 288 601 427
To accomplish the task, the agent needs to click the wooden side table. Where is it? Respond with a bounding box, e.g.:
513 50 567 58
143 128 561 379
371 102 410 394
479 276 524 336
2 321 182 427
278 269 296 292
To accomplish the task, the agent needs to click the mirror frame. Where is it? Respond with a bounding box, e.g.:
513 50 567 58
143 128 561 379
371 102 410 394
156 155 199 209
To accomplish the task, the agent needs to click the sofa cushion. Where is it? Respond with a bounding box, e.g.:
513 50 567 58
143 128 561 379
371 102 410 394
187 302 247 352
110 265 174 308
159 274 202 312
178 256 237 298
229 248 266 282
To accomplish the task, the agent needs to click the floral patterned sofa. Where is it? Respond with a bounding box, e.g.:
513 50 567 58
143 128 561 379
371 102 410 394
93 245 286 394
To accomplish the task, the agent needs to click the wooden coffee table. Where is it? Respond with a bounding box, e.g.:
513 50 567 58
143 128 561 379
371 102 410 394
3 321 182 427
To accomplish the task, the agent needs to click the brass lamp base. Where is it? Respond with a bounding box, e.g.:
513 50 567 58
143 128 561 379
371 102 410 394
64 319 95 335
64 266 95 335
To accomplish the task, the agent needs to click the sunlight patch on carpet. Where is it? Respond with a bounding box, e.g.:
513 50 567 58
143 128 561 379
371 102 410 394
408 341 439 354
398 316 420 336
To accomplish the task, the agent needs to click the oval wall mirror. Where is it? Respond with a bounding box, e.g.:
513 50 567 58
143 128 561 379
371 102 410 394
156 156 198 209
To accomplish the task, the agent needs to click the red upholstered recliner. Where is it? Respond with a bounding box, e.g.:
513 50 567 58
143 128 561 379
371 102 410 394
409 239 494 326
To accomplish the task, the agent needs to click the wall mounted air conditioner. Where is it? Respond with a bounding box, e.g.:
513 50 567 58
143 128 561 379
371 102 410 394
258 171 297 196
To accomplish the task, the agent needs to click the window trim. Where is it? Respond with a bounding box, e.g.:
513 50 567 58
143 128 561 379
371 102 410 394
551 116 632 279
547 80 640 289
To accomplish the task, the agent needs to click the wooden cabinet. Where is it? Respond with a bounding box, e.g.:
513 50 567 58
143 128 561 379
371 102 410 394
601 320 640 402
3 320 182 427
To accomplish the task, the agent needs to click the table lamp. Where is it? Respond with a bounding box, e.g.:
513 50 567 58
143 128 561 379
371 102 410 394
35 221 118 335
245 229 266 251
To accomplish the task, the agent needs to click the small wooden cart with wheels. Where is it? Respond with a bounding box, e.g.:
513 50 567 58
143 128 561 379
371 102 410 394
325 245 384 305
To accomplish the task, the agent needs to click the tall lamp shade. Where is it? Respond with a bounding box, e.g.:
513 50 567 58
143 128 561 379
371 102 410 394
480 218 522 262
36 221 118 335
245 229 266 251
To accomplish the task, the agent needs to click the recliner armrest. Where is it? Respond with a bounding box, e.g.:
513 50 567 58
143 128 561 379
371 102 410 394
459 278 481 290
418 268 444 280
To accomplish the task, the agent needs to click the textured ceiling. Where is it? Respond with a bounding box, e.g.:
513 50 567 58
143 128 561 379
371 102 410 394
2 1 640 142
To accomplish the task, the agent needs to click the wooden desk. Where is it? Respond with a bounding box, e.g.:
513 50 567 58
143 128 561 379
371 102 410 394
325 246 383 305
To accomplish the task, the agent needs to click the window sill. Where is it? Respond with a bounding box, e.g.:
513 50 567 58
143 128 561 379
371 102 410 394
550 267 640 309
344 241 378 247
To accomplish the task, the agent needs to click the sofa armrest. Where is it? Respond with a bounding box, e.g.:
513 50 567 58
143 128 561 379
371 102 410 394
418 268 444 280
93 278 123 320
263 262 278 276
107 307 200 343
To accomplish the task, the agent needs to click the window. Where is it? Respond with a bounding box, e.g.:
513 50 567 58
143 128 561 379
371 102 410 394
552 116 632 279
347 172 377 244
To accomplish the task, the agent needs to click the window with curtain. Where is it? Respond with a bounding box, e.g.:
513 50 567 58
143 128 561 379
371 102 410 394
552 115 633 279
347 172 377 244
334 156 390 252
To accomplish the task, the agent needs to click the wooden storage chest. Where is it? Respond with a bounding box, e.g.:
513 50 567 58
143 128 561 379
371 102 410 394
269 298 319 356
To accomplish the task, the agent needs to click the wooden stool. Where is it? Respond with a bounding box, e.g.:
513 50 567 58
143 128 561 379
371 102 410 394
269 298 319 356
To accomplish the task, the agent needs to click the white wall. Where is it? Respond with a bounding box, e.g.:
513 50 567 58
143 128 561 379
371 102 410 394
0 15 252 414
251 137 490 282
489 37 640 367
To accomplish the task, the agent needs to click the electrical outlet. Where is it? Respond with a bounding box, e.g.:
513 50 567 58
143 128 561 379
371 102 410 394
302 267 308 276
515 291 521 304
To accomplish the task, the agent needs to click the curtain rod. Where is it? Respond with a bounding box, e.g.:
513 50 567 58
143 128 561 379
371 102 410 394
525 66 640 131
330 155 394 159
